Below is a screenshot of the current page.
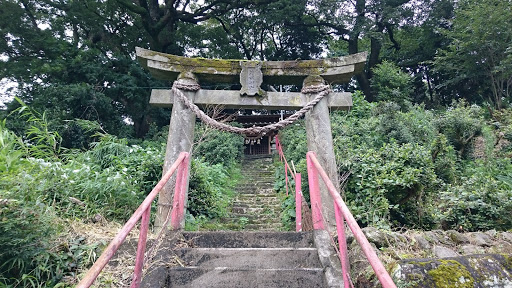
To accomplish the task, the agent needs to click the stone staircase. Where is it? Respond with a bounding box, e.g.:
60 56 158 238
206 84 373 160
224 155 282 231
142 231 335 287
140 155 344 287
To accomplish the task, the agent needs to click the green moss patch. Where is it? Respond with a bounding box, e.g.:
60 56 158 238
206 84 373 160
427 260 474 288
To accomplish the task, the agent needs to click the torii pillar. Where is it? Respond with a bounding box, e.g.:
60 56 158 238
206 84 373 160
136 47 367 232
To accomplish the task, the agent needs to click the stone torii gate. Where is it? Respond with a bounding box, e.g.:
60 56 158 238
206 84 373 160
136 47 367 231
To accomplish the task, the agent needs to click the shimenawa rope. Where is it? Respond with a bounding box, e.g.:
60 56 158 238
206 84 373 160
172 81 330 137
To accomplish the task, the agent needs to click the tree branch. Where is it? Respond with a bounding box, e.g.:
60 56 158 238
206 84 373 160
115 0 149 16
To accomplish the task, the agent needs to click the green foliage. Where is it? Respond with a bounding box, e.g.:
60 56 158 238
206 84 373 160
439 159 512 231
434 0 512 108
374 102 436 145
341 142 438 229
435 100 483 158
277 93 510 231
0 120 26 173
12 97 64 160
430 134 457 183
0 200 61 287
371 61 414 108
279 192 296 231
194 124 244 167
187 158 234 219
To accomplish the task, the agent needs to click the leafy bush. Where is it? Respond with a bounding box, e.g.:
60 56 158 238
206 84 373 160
194 124 244 167
375 102 437 145
371 61 414 108
430 134 457 183
187 158 234 219
439 159 512 231
340 142 439 229
435 100 483 158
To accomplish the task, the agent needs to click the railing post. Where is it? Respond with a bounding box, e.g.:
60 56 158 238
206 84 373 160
76 152 188 288
308 152 397 288
306 151 324 230
335 204 350 288
130 206 150 288
170 153 190 230
295 173 302 232
285 162 289 196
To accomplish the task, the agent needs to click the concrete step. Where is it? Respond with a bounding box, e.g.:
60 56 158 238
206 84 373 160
232 203 280 208
143 267 326 288
229 212 276 218
232 200 280 208
235 193 279 201
232 206 280 214
181 231 314 248
236 182 274 187
222 217 275 225
244 223 283 230
140 231 332 288
172 247 321 269
236 188 275 194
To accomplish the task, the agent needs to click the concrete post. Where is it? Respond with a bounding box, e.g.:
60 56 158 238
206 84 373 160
304 75 340 232
155 72 197 229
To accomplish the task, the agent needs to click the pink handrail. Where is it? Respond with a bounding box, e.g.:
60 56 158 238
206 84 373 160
306 151 397 288
77 152 190 288
295 173 302 232
275 136 303 231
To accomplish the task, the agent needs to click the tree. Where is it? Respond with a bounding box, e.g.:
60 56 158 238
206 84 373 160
384 0 454 106
434 0 512 109
370 61 413 107
301 0 420 101
1 1 278 141
115 0 280 54
0 0 167 139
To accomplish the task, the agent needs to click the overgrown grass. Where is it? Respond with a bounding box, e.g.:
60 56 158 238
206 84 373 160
0 104 244 286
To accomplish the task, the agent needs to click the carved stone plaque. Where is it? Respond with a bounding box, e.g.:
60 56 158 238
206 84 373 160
240 61 264 96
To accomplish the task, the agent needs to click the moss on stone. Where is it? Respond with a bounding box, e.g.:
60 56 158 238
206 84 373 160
427 260 474 288
502 254 512 270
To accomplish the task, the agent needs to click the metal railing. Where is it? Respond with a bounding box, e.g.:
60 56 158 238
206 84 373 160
306 151 396 288
76 152 190 288
275 136 303 231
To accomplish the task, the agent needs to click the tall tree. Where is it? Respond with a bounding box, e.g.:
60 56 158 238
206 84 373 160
115 0 279 54
384 0 454 105
1 0 278 140
302 0 418 101
434 0 512 109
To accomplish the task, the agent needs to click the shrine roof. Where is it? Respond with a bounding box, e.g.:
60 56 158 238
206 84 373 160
136 47 367 85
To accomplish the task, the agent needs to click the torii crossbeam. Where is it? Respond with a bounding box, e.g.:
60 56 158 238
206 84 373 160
136 47 367 230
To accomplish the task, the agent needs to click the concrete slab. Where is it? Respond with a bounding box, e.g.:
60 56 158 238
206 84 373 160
180 231 315 248
143 267 326 288
171 247 321 269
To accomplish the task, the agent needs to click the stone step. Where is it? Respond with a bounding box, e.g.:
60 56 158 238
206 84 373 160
239 175 274 180
236 193 278 199
231 212 277 219
232 201 280 208
232 206 280 214
222 217 275 225
236 189 276 195
143 267 326 288
181 231 314 248
237 181 274 185
244 223 283 230
232 203 280 208
171 247 321 269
